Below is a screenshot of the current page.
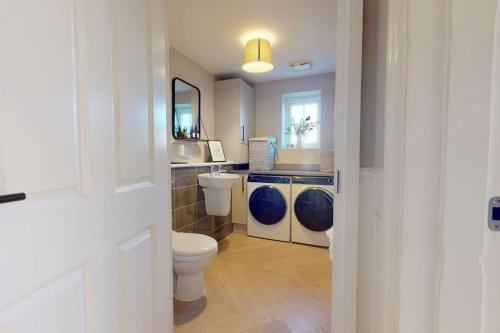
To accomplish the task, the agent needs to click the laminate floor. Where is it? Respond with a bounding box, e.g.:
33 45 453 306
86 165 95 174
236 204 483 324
174 232 332 333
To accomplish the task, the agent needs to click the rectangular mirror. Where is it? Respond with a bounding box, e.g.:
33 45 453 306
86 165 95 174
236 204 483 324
172 77 201 140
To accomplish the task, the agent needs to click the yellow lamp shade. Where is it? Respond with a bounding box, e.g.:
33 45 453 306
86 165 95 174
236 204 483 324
242 38 274 73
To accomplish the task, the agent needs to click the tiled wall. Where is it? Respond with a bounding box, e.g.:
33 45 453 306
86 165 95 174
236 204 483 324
171 166 233 241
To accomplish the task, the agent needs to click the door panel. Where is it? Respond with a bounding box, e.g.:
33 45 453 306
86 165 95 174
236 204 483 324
0 270 86 333
119 230 153 333
0 0 87 196
0 0 170 332
112 0 154 190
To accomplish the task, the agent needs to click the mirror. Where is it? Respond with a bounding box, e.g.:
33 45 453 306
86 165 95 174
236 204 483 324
172 77 201 140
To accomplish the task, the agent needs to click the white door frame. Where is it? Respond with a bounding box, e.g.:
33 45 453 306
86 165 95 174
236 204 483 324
332 0 363 332
335 0 410 331
376 0 408 331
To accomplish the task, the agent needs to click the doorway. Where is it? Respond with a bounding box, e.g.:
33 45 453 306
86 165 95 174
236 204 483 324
167 0 363 332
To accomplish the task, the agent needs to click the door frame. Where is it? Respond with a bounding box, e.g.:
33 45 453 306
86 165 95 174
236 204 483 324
164 0 367 332
332 0 363 332
376 0 408 332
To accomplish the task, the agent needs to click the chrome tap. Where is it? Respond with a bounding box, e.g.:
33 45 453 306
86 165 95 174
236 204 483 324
210 165 221 176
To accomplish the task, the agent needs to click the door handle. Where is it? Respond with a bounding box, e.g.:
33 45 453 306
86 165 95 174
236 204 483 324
0 193 26 204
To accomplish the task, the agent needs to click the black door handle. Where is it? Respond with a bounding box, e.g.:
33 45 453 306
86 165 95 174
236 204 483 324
0 193 26 204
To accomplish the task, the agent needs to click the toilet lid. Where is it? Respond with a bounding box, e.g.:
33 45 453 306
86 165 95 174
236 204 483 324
172 232 218 256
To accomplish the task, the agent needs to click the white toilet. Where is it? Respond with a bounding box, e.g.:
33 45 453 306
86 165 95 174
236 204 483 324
172 231 218 302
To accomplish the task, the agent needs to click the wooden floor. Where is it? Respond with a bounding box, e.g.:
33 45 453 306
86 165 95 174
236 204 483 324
174 232 332 333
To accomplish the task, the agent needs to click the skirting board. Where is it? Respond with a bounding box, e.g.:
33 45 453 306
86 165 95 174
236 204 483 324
232 223 247 234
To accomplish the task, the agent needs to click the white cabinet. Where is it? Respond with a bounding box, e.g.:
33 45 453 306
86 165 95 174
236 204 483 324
215 79 255 164
231 174 248 228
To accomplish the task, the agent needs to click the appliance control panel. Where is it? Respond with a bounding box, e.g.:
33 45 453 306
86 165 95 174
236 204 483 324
488 197 500 231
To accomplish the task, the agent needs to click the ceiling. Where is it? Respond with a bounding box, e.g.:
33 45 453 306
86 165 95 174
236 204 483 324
168 0 336 84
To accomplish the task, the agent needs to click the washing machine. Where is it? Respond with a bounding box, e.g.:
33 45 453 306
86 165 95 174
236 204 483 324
247 175 291 242
291 176 335 247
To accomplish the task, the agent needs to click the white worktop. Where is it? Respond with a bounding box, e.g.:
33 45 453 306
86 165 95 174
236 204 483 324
230 169 334 177
170 161 234 169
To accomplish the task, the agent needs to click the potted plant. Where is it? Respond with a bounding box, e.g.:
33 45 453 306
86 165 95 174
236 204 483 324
287 116 317 148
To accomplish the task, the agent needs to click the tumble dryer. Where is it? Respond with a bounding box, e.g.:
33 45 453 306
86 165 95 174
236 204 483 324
247 175 291 242
291 176 334 247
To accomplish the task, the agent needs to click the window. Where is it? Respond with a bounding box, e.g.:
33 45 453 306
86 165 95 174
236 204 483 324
282 90 321 149
175 104 193 130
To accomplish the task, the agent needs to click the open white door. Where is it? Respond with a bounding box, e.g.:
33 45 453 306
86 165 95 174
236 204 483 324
0 0 171 332
332 0 363 332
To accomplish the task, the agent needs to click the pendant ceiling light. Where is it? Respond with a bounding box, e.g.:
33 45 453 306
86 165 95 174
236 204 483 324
242 38 273 73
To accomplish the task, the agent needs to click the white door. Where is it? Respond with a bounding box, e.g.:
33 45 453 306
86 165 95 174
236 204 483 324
0 0 171 332
482 2 500 330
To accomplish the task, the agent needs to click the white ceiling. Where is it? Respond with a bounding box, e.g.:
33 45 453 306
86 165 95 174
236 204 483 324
168 0 336 84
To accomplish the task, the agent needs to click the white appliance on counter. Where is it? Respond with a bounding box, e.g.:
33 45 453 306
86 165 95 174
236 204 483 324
291 176 335 247
319 148 334 172
170 143 192 163
247 174 291 242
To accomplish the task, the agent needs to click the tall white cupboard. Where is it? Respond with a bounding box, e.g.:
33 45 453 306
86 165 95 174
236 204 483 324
214 78 255 164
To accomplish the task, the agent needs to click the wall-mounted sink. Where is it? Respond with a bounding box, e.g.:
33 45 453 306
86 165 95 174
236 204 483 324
198 173 239 216
198 173 239 190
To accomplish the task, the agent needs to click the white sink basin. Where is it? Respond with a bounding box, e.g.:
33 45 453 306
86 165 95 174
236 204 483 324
198 173 239 190
198 173 239 216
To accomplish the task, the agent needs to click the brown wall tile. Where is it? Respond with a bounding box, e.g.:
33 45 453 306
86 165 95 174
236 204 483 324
196 216 214 234
178 223 196 233
174 205 196 230
197 185 205 202
171 166 233 241
196 201 208 220
214 210 232 230
214 223 234 241
174 185 197 209
175 168 196 188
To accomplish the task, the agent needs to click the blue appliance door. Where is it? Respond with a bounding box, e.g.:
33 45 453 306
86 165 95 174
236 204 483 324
294 188 334 232
249 185 287 225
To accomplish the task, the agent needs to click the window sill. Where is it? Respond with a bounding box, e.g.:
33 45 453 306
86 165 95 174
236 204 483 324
280 147 320 151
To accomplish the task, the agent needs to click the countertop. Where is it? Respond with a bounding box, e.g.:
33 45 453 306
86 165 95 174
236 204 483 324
171 161 234 169
230 169 334 177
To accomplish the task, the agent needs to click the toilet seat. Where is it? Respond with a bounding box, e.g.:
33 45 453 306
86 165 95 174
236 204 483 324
173 247 218 263
172 231 218 259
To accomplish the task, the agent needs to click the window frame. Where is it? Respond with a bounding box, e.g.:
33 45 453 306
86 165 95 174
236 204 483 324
281 90 322 150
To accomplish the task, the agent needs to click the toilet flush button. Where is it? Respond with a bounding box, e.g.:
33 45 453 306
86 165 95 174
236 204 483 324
488 197 500 231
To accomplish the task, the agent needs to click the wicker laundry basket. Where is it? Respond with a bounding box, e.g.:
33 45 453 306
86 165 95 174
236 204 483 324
249 137 277 171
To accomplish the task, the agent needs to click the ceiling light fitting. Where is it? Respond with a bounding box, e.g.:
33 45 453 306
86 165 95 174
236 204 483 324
242 38 273 73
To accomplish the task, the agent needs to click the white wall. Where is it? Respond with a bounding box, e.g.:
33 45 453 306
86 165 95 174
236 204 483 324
169 48 214 162
255 73 335 166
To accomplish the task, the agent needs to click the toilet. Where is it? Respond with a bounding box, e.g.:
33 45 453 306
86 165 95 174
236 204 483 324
172 231 218 302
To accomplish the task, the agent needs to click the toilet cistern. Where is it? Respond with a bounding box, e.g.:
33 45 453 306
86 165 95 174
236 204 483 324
198 171 239 216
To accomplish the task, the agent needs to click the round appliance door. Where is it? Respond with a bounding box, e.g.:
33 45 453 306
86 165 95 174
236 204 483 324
294 188 334 232
249 185 287 225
